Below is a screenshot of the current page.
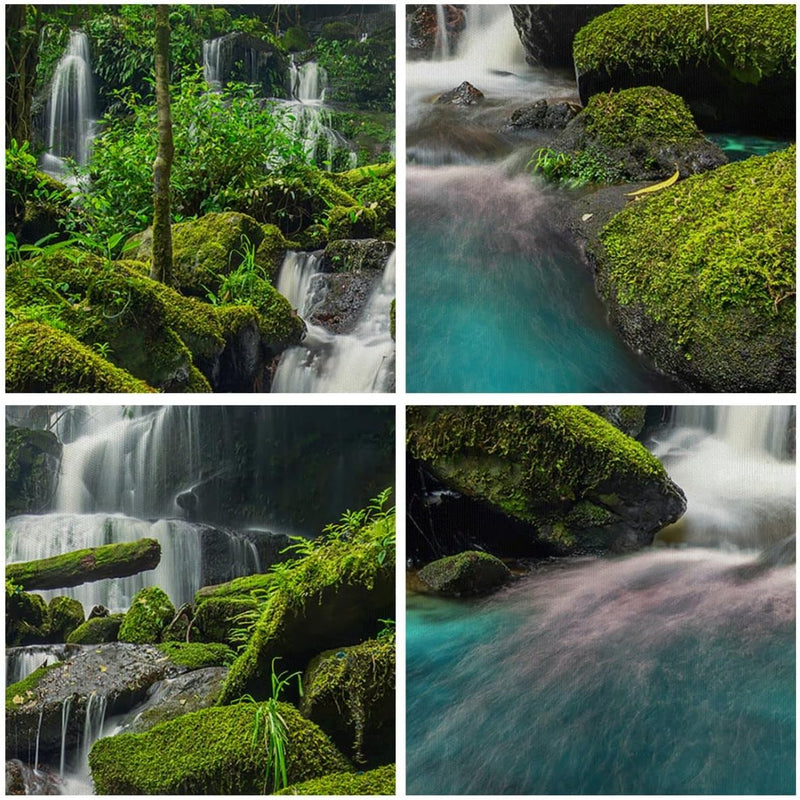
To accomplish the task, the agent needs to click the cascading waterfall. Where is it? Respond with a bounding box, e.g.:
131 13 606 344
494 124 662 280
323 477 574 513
6 645 70 686
407 406 795 794
40 30 95 180
202 37 222 88
272 251 395 392
433 5 450 60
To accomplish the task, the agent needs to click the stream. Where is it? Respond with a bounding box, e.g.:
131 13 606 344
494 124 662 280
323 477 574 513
407 406 795 794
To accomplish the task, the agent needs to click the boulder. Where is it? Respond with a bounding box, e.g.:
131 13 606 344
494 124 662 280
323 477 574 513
44 597 84 643
417 551 512 597
6 644 176 760
88 702 351 794
407 406 686 556
586 407 646 438
506 99 579 130
308 271 382 334
118 587 175 644
6 759 62 795
276 764 395 795
5 583 48 646
436 81 484 106
573 5 796 136
407 5 465 60
510 5 616 68
594 147 795 392
323 239 394 273
300 638 395 766
66 614 124 645
6 426 61 516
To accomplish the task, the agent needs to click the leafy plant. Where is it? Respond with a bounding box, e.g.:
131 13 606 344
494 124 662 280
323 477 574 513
236 658 303 793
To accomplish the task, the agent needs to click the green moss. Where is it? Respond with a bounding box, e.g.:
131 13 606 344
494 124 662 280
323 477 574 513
193 597 258 645
6 581 48 646
598 146 795 370
46 596 85 641
5 426 61 515
277 764 395 795
326 205 379 240
6 663 61 712
417 551 511 597
582 87 699 149
281 26 310 51
301 637 395 764
66 614 124 644
256 224 299 281
218 511 395 705
89 701 351 794
574 5 796 84
195 573 275 605
157 642 233 669
407 406 667 524
118 587 175 644
6 321 156 393
320 21 357 41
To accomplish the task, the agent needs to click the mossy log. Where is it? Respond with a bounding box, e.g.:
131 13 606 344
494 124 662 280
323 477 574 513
7 539 161 591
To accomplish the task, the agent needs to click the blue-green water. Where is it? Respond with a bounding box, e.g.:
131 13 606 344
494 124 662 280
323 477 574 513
407 552 795 795
406 165 679 392
707 134 791 162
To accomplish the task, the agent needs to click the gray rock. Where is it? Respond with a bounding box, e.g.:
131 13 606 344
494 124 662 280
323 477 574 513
436 81 485 106
418 551 512 597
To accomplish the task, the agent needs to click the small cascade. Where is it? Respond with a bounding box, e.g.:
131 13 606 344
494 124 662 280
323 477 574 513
59 697 72 777
41 30 95 180
433 5 450 60
272 251 395 392
275 251 326 312
7 645 70 686
201 33 273 90
650 406 795 550
79 694 108 767
202 37 222 88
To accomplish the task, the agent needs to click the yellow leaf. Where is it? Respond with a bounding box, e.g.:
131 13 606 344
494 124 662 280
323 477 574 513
625 167 680 198
99 665 108 672
12 695 24 705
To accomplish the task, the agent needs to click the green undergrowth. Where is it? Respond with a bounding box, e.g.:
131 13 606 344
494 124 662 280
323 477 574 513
574 4 796 83
599 146 796 349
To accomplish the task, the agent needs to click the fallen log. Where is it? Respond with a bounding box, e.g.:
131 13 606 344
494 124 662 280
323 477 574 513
6 538 162 591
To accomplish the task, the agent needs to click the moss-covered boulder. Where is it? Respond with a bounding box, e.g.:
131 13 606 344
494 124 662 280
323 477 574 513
594 146 795 392
130 212 266 297
6 581 48 646
118 587 175 644
156 642 232 670
539 87 727 185
573 4 796 136
407 406 686 556
300 637 395 766
323 239 394 273
276 763 395 795
586 406 646 438
193 596 258 645
45 597 84 642
326 205 379 241
6 426 61 515
218 513 395 705
256 224 300 281
417 551 512 597
6 321 156 393
89 702 351 794
66 614 124 644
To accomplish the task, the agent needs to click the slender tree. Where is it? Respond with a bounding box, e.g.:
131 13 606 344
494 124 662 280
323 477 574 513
6 5 42 146
150 4 174 283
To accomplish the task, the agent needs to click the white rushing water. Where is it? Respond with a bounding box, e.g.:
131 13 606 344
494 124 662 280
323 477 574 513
650 406 795 550
40 30 95 180
272 251 395 392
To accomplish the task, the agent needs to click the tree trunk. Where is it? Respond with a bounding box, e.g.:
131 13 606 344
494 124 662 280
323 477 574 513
6 538 162 591
150 5 174 283
6 5 41 146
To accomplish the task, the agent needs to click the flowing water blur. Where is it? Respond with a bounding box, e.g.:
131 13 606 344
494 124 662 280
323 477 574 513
407 408 795 794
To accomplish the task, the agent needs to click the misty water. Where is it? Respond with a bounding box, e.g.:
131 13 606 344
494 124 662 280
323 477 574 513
407 407 795 794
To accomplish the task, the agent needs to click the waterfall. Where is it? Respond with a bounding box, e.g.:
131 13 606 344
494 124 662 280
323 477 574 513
650 406 795 550
79 694 107 767
272 251 395 392
6 645 70 686
202 37 222 88
59 697 72 777
434 5 450 60
41 30 95 179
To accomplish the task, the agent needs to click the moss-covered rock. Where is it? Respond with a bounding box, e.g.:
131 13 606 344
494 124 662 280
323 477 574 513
595 146 795 391
6 426 61 515
6 581 48 646
45 597 84 642
323 239 394 273
407 406 686 555
573 5 796 136
326 205 379 241
300 637 395 766
417 551 512 597
193 597 258 645
157 642 233 670
89 701 351 794
66 614 124 644
118 587 175 644
586 406 646 438
6 321 156 393
277 763 395 795
537 87 727 185
195 573 275 604
218 513 395 705
255 224 300 281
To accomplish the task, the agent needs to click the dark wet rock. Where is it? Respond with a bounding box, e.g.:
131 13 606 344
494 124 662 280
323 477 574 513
407 5 466 60
323 239 394 273
115 667 228 734
507 99 579 130
418 551 512 597
199 32 287 96
436 81 485 106
6 759 61 795
586 407 646 438
6 426 62 516
310 272 381 334
510 5 616 68
88 605 109 619
6 643 179 760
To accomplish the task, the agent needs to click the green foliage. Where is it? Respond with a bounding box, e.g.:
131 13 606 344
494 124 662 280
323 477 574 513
599 145 796 349
236 659 304 793
276 764 395 795
81 73 308 239
315 29 395 111
574 4 796 84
